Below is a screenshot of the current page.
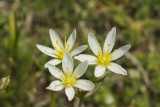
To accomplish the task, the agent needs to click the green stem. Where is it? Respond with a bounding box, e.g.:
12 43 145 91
78 98 83 107
50 93 56 107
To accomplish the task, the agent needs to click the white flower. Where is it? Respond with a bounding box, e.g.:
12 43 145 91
0 76 10 89
45 51 95 101
75 27 131 77
36 29 88 66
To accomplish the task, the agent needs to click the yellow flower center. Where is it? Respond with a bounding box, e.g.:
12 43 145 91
96 48 112 66
61 71 77 88
54 47 65 61
52 38 71 61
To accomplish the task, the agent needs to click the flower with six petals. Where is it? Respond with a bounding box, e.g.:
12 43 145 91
36 29 88 66
75 27 131 77
45 51 95 101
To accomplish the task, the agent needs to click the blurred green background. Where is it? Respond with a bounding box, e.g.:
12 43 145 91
0 0 160 107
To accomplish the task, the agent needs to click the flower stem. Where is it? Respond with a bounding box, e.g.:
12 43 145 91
78 98 83 107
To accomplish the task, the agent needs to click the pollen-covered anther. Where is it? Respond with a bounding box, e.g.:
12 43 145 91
107 44 111 46
56 39 59 45
97 42 100 45
66 44 70 50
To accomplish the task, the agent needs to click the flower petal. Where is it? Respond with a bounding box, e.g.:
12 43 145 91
73 61 88 78
62 51 74 73
46 80 64 91
0 76 10 89
45 59 61 66
94 65 106 77
45 63 61 79
66 29 77 51
36 44 56 57
88 33 102 56
65 87 75 101
103 27 116 54
74 54 97 65
49 29 64 51
74 79 95 91
107 62 127 75
71 45 88 56
111 44 131 61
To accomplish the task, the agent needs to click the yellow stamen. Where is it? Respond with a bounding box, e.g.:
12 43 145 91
56 39 59 45
114 49 116 52
61 72 77 88
53 36 69 61
52 42 54 46
97 42 100 45
96 48 112 66
107 44 111 46
67 44 70 50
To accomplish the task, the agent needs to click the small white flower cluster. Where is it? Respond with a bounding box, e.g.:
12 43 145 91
36 27 131 101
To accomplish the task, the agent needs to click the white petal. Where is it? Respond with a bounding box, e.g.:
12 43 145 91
65 87 75 101
88 33 102 56
49 29 64 51
46 80 64 91
107 62 127 75
74 79 95 91
36 44 56 57
73 61 88 78
45 59 61 66
45 63 61 79
94 65 106 77
71 45 88 56
66 29 77 51
62 51 74 73
103 27 116 54
0 76 10 89
111 44 131 61
74 54 97 65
